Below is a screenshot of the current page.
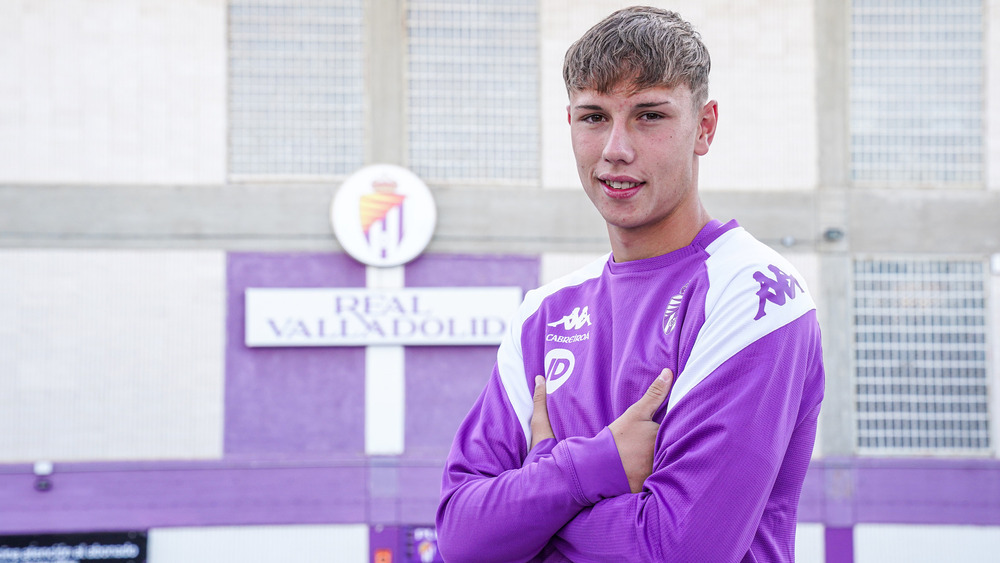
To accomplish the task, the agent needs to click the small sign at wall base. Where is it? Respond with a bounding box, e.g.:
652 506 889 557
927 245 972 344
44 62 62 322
245 287 523 347
0 531 146 563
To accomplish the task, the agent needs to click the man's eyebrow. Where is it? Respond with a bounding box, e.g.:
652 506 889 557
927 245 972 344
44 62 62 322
635 100 673 109
572 100 674 111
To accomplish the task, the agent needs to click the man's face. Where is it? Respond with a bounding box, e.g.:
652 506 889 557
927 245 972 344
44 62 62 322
568 84 717 241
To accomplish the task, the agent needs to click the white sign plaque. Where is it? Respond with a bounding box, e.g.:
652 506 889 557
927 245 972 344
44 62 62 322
245 287 523 347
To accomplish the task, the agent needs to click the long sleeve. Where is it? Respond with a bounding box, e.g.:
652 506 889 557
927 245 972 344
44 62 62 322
436 365 630 563
437 258 627 562
551 312 824 562
437 223 824 562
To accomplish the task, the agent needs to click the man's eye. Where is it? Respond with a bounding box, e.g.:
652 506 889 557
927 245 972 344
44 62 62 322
582 114 605 123
640 112 663 121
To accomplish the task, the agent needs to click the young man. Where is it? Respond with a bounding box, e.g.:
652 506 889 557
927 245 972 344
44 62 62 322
437 7 824 562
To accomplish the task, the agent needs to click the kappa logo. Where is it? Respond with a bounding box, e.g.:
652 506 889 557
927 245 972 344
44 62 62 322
753 265 804 320
543 348 575 393
547 306 592 331
662 284 688 335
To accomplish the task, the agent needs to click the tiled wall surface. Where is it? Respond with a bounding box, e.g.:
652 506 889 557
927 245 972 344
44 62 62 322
0 250 225 462
0 0 227 184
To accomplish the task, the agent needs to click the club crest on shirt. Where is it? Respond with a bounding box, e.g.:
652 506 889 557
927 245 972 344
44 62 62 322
662 284 688 335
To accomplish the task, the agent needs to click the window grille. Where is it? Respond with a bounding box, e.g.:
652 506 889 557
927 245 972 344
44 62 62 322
229 0 365 177
850 0 983 185
854 258 990 454
407 0 539 184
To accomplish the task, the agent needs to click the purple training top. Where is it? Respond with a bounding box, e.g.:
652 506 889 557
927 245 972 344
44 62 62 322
437 220 825 562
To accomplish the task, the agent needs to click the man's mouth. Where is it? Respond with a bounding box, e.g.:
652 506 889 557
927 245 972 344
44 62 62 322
602 179 643 190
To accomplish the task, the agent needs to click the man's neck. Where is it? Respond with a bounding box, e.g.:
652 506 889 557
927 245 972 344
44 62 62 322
608 204 712 262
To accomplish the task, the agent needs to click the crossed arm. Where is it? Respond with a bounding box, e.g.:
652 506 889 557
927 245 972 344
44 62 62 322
437 314 823 562
530 370 674 493
435 368 673 563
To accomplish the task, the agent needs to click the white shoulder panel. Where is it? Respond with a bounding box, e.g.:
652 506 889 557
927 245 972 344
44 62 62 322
496 253 609 449
666 228 816 411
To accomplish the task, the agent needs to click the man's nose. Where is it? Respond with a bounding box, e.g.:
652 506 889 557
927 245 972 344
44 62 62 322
602 122 635 164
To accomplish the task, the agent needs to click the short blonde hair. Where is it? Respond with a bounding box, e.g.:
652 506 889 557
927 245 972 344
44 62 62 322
563 6 711 107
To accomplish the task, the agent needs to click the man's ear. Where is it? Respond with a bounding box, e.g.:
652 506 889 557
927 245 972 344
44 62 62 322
567 105 571 125
694 100 718 156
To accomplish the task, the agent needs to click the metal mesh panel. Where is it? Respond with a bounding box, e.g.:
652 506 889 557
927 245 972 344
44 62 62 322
229 0 364 177
850 0 983 185
407 0 539 184
854 258 990 454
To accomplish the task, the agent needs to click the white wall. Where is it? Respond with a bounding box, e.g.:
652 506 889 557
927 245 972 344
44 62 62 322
0 250 225 462
988 0 1000 191
149 525 369 563
855 524 1000 563
794 524 825 563
147 522 820 563
539 0 819 191
0 0 227 185
992 255 1000 458
540 252 608 284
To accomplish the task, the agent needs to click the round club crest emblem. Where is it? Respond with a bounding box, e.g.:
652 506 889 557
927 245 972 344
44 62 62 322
331 164 437 267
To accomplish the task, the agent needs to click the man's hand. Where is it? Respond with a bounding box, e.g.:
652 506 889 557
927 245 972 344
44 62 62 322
530 375 555 449
530 368 675 493
609 368 674 493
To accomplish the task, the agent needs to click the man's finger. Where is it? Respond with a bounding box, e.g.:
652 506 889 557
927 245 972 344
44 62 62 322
629 368 674 420
532 375 548 413
530 375 555 448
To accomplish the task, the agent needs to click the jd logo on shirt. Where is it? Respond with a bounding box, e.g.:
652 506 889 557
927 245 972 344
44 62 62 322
544 348 575 393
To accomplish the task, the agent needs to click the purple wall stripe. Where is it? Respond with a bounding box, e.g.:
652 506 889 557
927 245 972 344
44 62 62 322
824 527 854 563
403 253 540 460
403 253 539 293
225 253 368 457
2 454 998 534
854 457 1000 525
798 457 1000 527
0 461 368 534
370 524 403 561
